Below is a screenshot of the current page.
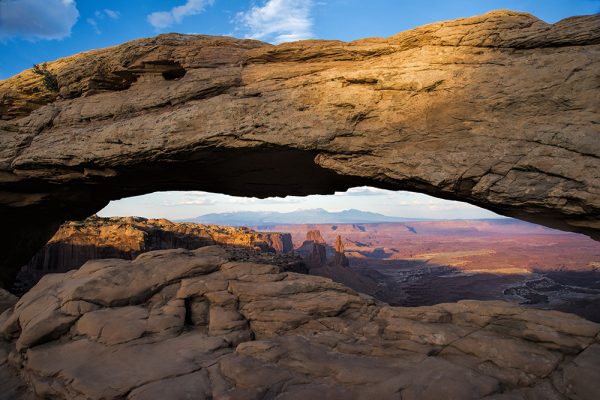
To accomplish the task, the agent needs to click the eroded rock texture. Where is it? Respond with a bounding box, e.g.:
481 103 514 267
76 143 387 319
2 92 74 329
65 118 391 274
0 11 599 285
1 246 599 399
16 216 295 293
0 289 17 314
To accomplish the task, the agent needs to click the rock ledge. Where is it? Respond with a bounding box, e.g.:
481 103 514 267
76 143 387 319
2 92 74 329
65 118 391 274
1 246 599 399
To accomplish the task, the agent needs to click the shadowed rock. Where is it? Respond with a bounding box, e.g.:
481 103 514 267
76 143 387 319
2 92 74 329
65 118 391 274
0 290 16 314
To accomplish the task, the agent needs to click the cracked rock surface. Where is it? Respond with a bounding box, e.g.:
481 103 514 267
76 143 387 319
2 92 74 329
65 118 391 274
0 10 599 286
1 246 599 399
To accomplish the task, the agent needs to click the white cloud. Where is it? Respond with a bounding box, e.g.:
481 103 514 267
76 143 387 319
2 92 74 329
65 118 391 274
235 0 314 44
163 198 217 206
0 0 79 40
148 0 214 29
94 9 120 20
337 186 392 197
161 191 303 207
98 187 502 221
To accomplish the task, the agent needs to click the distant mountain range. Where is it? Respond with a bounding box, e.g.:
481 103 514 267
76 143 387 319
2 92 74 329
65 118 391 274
180 208 430 226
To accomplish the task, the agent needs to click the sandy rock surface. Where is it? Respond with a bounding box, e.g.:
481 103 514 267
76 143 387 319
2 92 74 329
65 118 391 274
1 246 599 399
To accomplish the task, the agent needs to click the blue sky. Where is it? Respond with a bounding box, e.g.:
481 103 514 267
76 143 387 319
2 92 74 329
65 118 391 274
1 0 599 79
2 1 598 220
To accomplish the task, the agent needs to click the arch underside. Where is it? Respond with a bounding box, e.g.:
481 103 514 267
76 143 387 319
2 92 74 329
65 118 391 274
0 11 598 287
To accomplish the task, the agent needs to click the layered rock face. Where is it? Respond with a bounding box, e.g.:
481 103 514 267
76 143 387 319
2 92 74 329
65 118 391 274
296 230 336 267
306 230 327 244
0 10 599 286
296 231 349 268
333 235 350 267
16 216 294 292
1 246 599 399
296 230 386 303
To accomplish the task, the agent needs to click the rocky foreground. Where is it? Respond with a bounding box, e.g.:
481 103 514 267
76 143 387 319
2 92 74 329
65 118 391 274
1 246 599 399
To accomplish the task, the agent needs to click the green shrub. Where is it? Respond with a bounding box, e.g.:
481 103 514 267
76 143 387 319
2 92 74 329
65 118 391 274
32 63 59 92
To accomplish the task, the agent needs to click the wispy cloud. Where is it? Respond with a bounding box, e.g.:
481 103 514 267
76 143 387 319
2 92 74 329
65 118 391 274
162 191 303 207
235 0 315 44
99 187 501 221
87 18 101 34
102 9 120 20
148 0 214 29
336 186 392 197
0 0 79 40
88 8 121 34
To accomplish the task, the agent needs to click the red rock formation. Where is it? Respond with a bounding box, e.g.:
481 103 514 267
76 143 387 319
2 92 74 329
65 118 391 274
334 235 345 253
295 230 329 268
297 231 349 268
333 235 350 267
16 216 294 292
305 230 326 244
257 232 294 253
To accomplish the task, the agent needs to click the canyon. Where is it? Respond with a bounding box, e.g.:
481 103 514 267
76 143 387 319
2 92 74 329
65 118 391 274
19 216 599 321
0 10 599 286
14 217 379 304
0 215 598 398
265 221 600 322
0 9 599 399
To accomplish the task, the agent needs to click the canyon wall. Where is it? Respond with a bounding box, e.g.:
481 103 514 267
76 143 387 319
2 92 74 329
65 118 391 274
16 216 294 292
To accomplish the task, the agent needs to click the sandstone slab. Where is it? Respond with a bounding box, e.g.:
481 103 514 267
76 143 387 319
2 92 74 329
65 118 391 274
1 246 599 399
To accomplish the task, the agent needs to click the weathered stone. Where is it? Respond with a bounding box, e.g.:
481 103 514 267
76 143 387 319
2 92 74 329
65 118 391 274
555 344 600 400
483 380 565 400
0 289 16 314
448 329 563 377
0 246 599 399
485 318 596 353
128 370 212 400
0 11 599 286
74 306 148 345
26 335 228 399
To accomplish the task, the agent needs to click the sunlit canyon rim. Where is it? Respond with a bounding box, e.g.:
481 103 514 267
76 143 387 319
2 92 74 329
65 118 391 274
0 10 600 400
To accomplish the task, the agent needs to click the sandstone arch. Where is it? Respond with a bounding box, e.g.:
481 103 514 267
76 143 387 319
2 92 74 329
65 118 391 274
0 11 598 287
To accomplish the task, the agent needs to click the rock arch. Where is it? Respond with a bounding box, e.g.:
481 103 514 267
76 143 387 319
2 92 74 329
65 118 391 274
0 11 598 287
